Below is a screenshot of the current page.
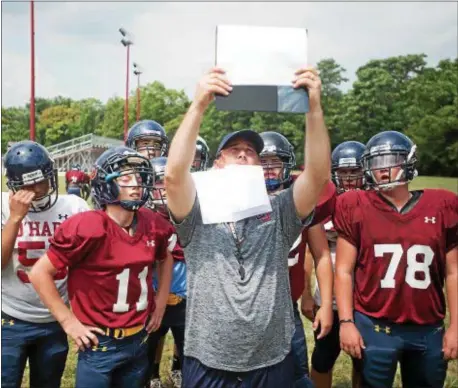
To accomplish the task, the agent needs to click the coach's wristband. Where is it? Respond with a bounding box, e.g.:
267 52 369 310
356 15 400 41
339 319 355 325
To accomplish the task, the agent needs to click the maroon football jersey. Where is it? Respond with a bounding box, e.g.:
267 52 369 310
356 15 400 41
333 189 457 324
289 181 337 301
156 209 185 262
47 208 176 328
65 170 86 185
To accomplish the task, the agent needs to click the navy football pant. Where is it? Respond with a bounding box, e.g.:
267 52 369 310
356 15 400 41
291 303 314 388
182 352 294 388
145 299 186 383
67 186 82 197
75 329 150 388
1 312 68 388
354 310 447 388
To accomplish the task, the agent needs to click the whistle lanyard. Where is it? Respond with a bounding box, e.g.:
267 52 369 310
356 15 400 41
226 222 246 280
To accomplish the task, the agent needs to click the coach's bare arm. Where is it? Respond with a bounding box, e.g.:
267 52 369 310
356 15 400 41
292 68 331 219
165 68 232 222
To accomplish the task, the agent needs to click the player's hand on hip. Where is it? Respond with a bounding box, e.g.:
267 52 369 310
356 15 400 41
339 322 365 359
61 315 105 352
146 303 166 333
300 294 316 322
193 67 232 111
443 325 458 360
9 190 35 222
292 67 322 112
314 304 334 339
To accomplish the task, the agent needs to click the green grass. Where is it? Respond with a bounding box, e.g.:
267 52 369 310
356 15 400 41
8 174 457 387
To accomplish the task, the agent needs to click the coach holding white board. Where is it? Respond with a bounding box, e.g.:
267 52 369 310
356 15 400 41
165 66 330 388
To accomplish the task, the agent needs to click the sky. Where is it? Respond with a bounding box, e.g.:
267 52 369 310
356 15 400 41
1 1 457 108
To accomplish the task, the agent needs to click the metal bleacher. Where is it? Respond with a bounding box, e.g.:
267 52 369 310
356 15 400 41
47 134 124 172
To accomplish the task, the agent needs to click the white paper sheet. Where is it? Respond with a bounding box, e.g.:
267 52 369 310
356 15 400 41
191 165 272 224
216 25 308 86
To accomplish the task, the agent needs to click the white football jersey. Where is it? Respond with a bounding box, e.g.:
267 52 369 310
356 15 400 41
1 193 90 323
313 220 338 310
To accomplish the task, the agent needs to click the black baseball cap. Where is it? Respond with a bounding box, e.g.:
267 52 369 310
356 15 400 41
216 129 264 156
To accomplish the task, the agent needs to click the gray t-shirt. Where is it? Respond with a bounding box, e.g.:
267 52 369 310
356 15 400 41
171 186 313 372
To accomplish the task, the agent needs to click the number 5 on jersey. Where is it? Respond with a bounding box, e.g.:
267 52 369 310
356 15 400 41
17 241 67 283
374 244 434 290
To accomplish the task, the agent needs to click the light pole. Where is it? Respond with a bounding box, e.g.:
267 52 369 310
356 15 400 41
30 1 36 141
119 27 133 141
133 62 143 121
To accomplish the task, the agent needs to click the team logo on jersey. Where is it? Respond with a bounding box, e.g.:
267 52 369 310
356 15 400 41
146 240 155 247
424 217 436 224
58 214 68 220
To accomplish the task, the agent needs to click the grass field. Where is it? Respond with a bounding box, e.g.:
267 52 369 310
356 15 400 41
2 174 456 387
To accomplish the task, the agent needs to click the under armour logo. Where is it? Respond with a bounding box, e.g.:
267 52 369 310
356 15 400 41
424 217 436 224
58 214 68 220
146 240 155 247
374 324 391 334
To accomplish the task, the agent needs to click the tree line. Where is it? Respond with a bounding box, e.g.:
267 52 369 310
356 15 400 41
2 54 457 177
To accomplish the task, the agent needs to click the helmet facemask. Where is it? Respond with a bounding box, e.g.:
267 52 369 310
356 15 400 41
363 145 418 191
134 136 168 159
261 153 294 192
94 154 154 211
150 175 168 212
332 160 365 193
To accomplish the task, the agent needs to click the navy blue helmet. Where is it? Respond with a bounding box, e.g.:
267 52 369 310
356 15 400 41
331 141 366 192
149 156 167 210
362 131 417 190
71 163 81 171
193 136 210 172
90 146 155 211
259 131 296 192
125 120 168 159
4 141 58 212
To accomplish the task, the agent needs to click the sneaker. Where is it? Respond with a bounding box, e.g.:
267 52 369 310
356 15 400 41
170 370 182 387
149 378 163 388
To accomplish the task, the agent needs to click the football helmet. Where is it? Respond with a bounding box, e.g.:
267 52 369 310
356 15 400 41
331 141 366 193
91 146 154 211
70 163 81 171
126 120 169 159
4 141 58 213
193 136 210 172
259 131 296 191
362 131 418 191
149 156 168 210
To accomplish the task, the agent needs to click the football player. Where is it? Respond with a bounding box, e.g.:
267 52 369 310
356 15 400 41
192 136 210 172
29 146 176 388
145 156 187 388
1 141 90 388
259 131 336 388
302 140 366 388
334 131 457 388
126 120 169 159
65 163 87 198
